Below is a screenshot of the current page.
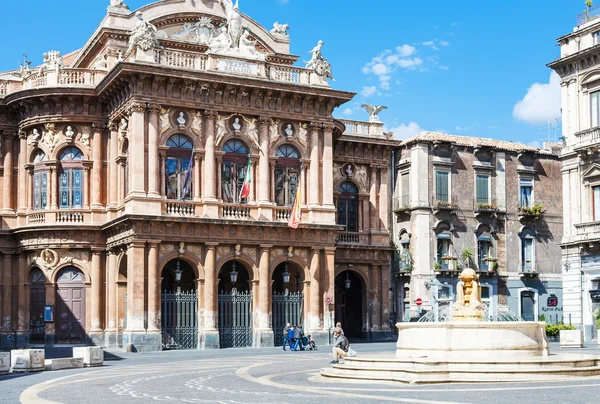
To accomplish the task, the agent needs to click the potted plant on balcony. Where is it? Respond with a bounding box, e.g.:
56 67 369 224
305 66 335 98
476 202 497 211
518 203 545 220
461 248 475 269
483 257 498 272
433 261 442 272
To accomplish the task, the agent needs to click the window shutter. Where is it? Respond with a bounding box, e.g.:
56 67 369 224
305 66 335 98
401 173 409 204
476 175 489 203
436 172 449 202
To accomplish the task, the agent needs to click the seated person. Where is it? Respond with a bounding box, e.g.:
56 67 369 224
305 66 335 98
331 329 349 364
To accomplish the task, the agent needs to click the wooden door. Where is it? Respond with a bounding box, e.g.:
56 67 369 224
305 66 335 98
56 268 86 344
29 269 46 344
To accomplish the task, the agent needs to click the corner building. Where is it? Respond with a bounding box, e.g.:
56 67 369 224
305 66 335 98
0 1 394 351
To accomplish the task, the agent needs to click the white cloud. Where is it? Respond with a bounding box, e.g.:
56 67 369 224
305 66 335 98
342 108 354 116
397 57 423 69
439 41 450 47
380 81 390 90
361 86 379 97
439 65 449 71
513 72 561 125
396 44 416 57
388 122 423 140
372 63 389 75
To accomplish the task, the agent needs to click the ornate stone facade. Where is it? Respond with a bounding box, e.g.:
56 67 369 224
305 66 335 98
0 1 395 350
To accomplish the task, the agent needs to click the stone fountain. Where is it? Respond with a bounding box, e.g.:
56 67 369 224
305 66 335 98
321 268 600 383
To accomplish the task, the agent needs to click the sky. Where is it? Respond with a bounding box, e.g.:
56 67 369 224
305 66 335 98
0 0 585 146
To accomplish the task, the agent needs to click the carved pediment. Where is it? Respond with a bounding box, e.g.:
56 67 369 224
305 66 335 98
582 163 600 181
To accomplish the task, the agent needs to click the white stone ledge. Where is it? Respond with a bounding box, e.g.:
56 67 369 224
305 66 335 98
44 357 84 371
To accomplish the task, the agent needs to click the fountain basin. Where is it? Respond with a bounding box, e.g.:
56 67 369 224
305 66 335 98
396 321 549 358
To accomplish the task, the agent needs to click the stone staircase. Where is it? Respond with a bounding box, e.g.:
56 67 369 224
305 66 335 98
320 354 600 384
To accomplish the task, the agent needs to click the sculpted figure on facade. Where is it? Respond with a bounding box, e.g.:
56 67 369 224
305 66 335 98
361 104 387 123
215 115 228 146
190 111 203 139
127 12 160 54
28 128 41 145
160 108 171 135
109 0 128 9
355 165 368 190
297 123 308 147
232 117 242 133
42 123 59 152
80 129 90 147
65 126 75 141
177 112 187 127
243 116 261 151
270 22 289 36
221 0 243 48
173 17 215 44
208 26 232 53
238 28 266 61
305 40 334 81
41 50 63 73
93 53 109 71
269 121 280 143
284 123 294 137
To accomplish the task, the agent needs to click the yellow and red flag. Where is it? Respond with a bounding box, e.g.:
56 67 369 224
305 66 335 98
288 183 302 229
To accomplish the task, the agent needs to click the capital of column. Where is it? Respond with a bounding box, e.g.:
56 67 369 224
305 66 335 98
258 116 271 126
128 102 146 115
204 110 218 119
91 122 105 133
322 123 335 133
18 130 27 140
147 104 161 115
205 242 219 249
308 122 321 131
324 247 336 254
108 121 118 131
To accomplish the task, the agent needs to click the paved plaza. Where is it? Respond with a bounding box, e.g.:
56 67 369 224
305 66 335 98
0 343 599 404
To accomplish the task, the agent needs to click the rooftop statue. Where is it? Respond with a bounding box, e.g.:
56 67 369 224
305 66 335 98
361 104 388 123
238 28 266 61
305 40 334 81
270 22 289 36
108 0 129 12
127 12 160 54
221 0 243 48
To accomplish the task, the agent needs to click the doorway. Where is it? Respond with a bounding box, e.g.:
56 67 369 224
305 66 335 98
335 271 364 338
55 267 86 344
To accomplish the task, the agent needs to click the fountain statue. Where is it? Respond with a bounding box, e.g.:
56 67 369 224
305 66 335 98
452 268 487 322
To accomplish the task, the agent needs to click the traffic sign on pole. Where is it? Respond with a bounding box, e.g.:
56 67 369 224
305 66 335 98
416 298 423 306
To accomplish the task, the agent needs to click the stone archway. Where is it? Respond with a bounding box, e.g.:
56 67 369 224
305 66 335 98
271 261 305 347
55 267 86 345
217 260 252 348
335 271 366 339
160 259 198 350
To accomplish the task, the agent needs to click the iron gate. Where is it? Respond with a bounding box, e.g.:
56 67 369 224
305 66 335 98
218 289 252 348
161 290 198 349
272 291 304 346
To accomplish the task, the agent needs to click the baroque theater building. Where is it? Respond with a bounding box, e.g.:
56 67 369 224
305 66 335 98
0 0 395 351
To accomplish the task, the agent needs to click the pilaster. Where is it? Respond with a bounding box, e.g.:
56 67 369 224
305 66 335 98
254 245 274 347
203 242 219 349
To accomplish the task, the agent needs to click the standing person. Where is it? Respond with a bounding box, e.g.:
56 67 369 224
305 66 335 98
287 326 296 351
293 324 304 351
282 322 291 351
331 329 349 364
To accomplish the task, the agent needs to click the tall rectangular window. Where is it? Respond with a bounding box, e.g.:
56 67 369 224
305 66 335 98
476 175 489 204
520 179 533 208
59 169 83 209
33 171 48 211
592 90 600 128
478 236 492 271
522 238 533 271
437 234 451 269
435 171 449 203
401 173 410 205
594 185 600 221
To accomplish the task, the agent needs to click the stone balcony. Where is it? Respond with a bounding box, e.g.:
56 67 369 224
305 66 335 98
161 200 295 223
572 126 600 151
574 221 600 241
0 69 107 97
25 210 93 226
335 231 369 245
339 119 392 139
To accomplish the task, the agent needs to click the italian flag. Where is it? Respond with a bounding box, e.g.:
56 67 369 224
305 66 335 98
238 150 252 200
288 184 302 229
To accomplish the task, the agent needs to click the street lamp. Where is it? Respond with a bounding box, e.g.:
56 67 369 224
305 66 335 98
282 262 290 284
230 261 239 284
345 272 351 290
174 259 183 283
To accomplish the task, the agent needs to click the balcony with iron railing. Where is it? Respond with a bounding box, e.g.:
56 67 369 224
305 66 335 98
433 195 459 214
577 4 600 26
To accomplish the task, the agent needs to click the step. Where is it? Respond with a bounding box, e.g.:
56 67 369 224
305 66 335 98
44 357 84 371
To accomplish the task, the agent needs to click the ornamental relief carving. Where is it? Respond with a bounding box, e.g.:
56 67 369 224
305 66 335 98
243 247 256 259
217 246 230 259
30 249 89 273
269 248 284 262
159 244 175 257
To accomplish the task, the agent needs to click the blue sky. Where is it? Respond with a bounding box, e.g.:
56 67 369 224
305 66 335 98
0 0 584 145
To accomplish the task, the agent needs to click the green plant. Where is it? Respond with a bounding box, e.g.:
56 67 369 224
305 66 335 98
594 308 600 328
539 314 546 322
518 203 545 217
433 261 442 270
476 202 497 210
545 323 576 338
436 200 457 208
490 260 499 272
461 248 475 268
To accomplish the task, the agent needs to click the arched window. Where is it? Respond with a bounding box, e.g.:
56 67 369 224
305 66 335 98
222 139 250 204
165 134 194 200
436 222 453 270
33 150 48 210
337 181 358 232
59 147 83 209
274 144 300 206
520 227 535 272
477 226 494 272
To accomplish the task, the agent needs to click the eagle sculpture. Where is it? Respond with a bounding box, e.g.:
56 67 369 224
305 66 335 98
361 104 387 122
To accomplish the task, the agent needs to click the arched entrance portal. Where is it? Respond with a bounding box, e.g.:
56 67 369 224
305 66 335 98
272 261 304 347
29 268 46 344
161 259 198 350
218 260 252 348
335 271 364 339
55 267 86 344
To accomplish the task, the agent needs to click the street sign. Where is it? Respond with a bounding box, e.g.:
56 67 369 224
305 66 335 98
416 298 423 306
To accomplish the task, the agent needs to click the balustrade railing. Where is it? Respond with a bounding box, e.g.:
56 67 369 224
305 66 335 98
155 49 205 71
56 211 84 223
335 231 362 244
575 221 600 237
269 66 310 84
164 200 196 217
573 127 600 150
222 204 251 219
0 81 6 96
28 212 46 224
274 206 292 222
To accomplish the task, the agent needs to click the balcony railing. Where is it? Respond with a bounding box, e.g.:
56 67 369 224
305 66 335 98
573 126 600 150
574 221 600 240
26 210 90 225
335 231 369 245
164 200 196 217
221 203 251 220
433 196 459 213
577 5 600 26
339 119 388 139
274 206 292 222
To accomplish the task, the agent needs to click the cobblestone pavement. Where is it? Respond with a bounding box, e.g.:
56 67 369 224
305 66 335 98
1 342 600 404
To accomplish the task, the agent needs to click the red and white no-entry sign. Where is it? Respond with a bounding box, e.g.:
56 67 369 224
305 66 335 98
415 298 423 306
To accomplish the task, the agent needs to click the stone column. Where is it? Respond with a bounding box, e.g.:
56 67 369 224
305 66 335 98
91 124 103 209
308 123 320 207
380 264 391 332
82 166 91 209
369 166 379 230
322 124 334 207
203 242 219 349
309 249 321 334
2 134 14 213
147 104 160 198
128 103 146 198
90 249 103 345
126 242 146 333
257 117 271 204
1 253 13 332
255 245 273 347
323 248 336 333
105 250 117 347
193 154 201 201
49 167 58 210
370 265 381 332
17 132 27 215
108 122 119 210
147 241 160 332
25 167 33 212
378 167 389 231
203 111 217 200
17 254 27 335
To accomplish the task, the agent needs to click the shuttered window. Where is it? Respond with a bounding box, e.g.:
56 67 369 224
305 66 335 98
592 91 600 128
435 171 449 203
476 175 489 204
401 173 410 205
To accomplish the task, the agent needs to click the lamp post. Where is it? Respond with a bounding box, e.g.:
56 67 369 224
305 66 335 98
174 259 183 283
345 272 351 290
230 261 239 284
